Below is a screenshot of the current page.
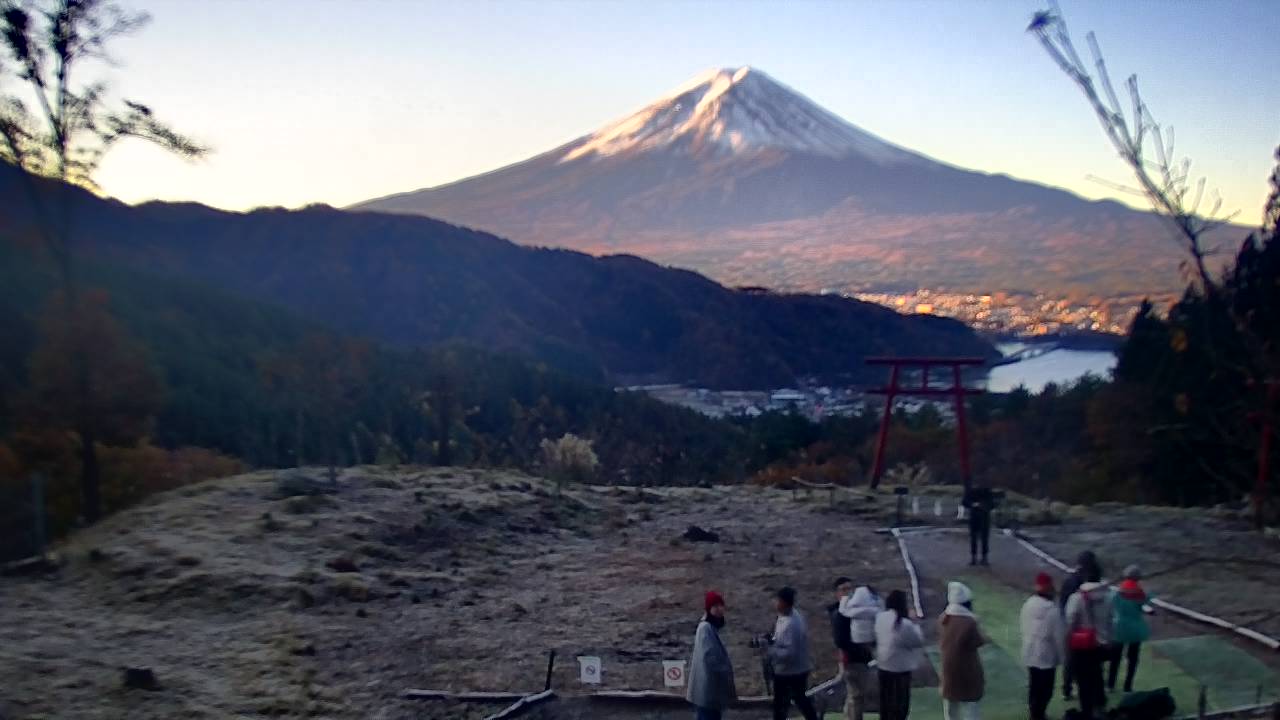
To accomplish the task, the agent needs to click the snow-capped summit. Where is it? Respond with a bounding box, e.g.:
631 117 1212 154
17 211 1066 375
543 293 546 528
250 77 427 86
561 66 916 164
354 67 1203 300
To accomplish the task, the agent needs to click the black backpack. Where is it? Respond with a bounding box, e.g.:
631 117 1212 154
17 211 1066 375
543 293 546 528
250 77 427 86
1108 688 1177 720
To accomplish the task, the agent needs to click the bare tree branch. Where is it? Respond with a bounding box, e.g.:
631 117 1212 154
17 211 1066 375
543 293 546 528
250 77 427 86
1028 1 1231 296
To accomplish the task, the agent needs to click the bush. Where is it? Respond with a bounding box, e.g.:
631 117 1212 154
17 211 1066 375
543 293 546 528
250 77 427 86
539 433 599 491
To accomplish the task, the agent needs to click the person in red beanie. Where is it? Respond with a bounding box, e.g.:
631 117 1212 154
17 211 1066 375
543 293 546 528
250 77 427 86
688 590 736 720
1021 572 1065 720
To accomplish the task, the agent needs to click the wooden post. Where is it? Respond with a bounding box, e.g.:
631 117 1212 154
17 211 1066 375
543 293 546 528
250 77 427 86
544 650 557 691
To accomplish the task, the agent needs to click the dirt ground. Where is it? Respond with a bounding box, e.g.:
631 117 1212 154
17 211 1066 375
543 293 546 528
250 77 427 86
0 467 907 720
2 469 1277 720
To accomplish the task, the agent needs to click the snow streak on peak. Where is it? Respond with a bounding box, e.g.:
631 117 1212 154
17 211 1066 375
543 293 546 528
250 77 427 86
561 67 915 164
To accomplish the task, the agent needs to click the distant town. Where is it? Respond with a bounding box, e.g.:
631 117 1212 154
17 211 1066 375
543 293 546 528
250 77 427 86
850 290 1167 337
621 383 961 424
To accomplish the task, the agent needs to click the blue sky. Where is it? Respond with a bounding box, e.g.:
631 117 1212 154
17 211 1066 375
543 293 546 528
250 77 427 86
91 0 1277 222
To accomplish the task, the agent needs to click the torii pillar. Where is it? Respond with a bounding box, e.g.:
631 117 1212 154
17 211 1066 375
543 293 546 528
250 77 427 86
866 357 986 492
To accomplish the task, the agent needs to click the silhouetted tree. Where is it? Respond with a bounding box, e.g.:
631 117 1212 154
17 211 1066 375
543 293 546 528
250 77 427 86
22 290 162 519
1 0 205 522
1029 3 1230 295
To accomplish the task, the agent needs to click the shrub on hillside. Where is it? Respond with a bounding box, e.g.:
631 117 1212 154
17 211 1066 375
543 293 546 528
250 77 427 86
539 433 599 491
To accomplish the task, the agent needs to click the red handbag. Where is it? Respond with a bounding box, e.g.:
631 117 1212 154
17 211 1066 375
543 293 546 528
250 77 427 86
1069 627 1098 651
1069 593 1100 650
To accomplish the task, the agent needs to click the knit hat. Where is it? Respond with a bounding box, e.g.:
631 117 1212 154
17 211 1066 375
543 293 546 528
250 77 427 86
705 590 725 612
947 581 973 605
1034 572 1054 592
1123 564 1142 580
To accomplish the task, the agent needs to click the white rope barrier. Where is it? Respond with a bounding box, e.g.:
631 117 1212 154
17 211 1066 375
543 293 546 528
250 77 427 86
1002 529 1280 652
891 527 926 618
403 690 528 701
483 689 555 720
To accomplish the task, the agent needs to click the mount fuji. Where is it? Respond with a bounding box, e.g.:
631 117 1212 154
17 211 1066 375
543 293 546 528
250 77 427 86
355 67 1214 296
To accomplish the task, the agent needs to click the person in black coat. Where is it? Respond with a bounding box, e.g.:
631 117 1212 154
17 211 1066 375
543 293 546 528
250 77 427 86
964 486 995 565
1059 550 1101 701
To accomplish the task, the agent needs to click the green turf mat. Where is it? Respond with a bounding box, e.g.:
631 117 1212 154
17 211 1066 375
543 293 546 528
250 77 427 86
925 642 1028 719
949 574 1211 718
1151 635 1280 708
823 574 1278 720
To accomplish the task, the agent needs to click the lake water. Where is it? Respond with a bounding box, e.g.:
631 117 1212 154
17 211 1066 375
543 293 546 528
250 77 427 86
984 342 1116 393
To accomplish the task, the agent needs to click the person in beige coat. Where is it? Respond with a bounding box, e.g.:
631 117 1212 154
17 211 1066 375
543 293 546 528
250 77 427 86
939 581 986 720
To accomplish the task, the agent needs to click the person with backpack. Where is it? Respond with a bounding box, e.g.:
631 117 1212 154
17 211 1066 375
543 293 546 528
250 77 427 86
769 587 820 720
1021 572 1066 720
1060 550 1101 701
939 581 986 720
1065 566 1112 720
876 590 925 720
837 582 881 720
1109 565 1152 694
688 590 737 720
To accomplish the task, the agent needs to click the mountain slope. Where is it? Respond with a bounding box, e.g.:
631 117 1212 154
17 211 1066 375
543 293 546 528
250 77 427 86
0 162 994 389
0 236 754 493
355 67 1230 296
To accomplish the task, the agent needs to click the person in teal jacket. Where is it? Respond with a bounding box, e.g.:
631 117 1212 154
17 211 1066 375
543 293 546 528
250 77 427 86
1109 565 1152 693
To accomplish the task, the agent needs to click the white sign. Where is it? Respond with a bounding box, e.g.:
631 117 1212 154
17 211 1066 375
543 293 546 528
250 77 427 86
577 656 602 685
662 660 686 688
934 500 943 517
957 503 967 520
911 497 920 515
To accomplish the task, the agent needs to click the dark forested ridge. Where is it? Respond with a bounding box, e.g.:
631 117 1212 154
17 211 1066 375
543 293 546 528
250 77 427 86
1 236 761 554
0 162 994 390
0 239 745 470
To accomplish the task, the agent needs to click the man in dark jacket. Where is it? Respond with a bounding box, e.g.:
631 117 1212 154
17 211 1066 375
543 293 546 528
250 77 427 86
1059 550 1101 701
828 577 856 660
964 486 994 565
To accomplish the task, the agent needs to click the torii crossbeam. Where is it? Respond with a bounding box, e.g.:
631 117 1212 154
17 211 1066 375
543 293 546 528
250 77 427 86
866 357 985 491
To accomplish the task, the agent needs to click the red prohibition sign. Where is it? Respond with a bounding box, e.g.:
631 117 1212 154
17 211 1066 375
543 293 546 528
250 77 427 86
666 666 682 680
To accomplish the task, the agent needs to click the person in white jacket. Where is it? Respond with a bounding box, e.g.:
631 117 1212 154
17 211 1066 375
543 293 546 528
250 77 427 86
840 585 882 646
875 590 925 720
1021 573 1066 720
838 585 882 720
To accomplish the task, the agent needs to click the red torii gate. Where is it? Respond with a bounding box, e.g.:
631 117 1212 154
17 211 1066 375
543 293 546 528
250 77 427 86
866 357 985 492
